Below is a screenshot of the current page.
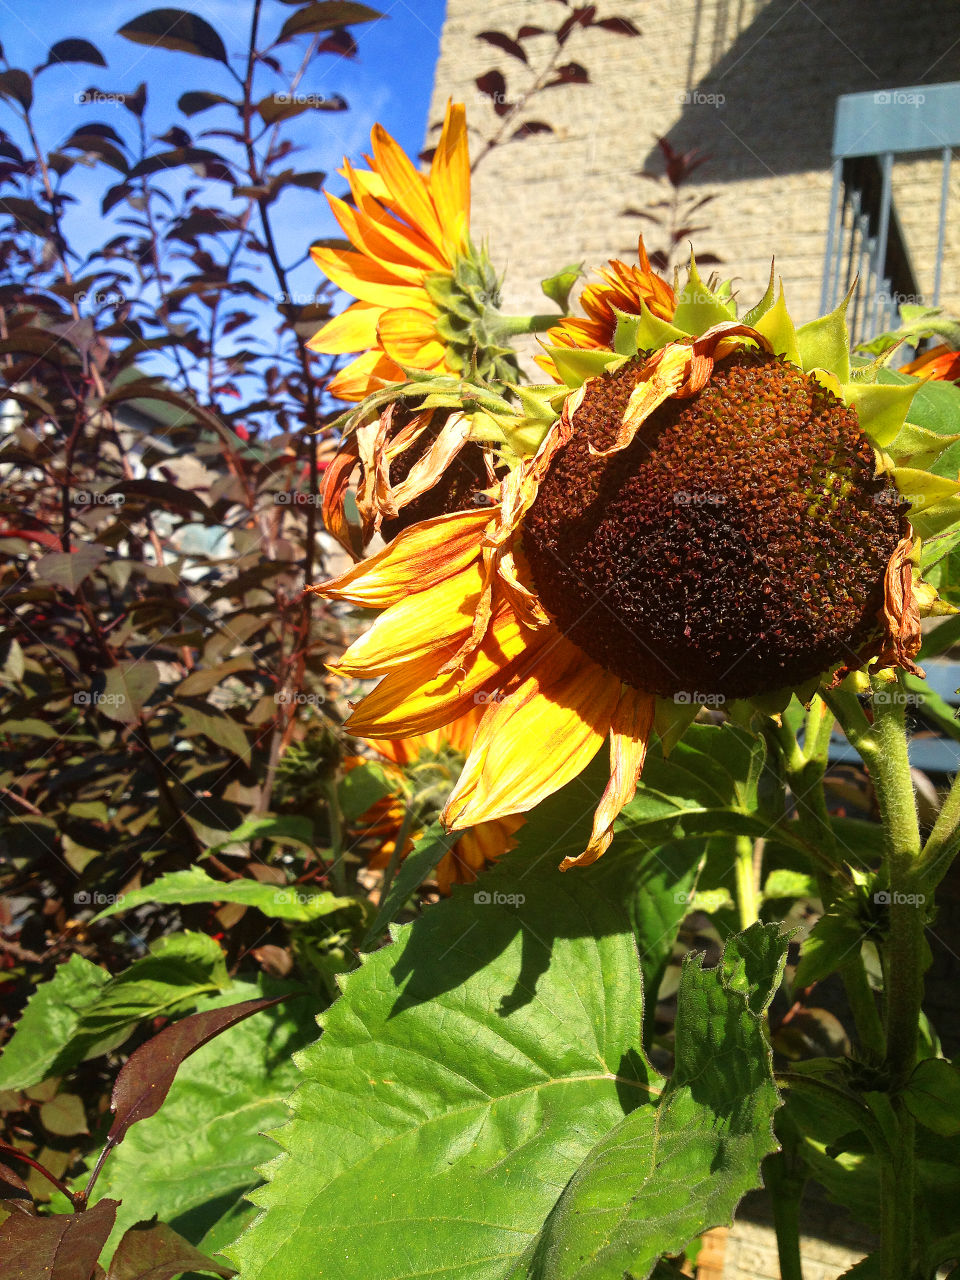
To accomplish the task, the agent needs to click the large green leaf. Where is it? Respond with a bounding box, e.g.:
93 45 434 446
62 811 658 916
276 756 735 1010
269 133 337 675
94 866 356 923
0 933 228 1090
513 925 786 1279
226 828 786 1279
83 979 319 1262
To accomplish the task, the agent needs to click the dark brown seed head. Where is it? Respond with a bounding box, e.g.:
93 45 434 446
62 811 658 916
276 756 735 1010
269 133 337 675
523 349 908 699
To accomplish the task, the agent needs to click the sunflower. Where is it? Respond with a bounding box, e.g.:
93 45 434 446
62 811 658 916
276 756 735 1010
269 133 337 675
346 708 523 893
315 262 959 870
534 237 676 380
309 102 521 402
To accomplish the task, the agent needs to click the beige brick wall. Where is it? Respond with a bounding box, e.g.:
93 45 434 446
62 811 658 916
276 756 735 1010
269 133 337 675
429 0 960 331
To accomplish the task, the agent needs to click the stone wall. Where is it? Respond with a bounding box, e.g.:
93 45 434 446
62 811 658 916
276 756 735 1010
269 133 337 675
428 0 960 331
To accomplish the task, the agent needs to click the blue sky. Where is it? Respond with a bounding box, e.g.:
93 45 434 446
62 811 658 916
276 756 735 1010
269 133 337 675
1 0 448 306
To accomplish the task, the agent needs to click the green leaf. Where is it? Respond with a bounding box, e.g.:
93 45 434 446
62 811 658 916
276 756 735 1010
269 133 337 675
514 924 785 1278
920 613 960 659
903 1058 960 1136
117 9 228 63
94 867 355 924
204 814 317 856
227 829 786 1279
84 979 318 1265
178 704 251 765
0 955 110 1091
338 760 394 821
0 935 228 1091
35 545 108 592
100 660 161 724
540 263 583 310
794 910 865 988
360 820 458 945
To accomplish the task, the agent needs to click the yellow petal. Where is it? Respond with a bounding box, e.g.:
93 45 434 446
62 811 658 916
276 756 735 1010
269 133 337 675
370 122 445 250
560 685 656 870
315 506 491 606
345 607 533 738
325 349 403 402
377 307 446 368
442 636 620 828
307 301 382 354
429 101 470 256
343 161 391 205
326 192 438 279
310 246 428 308
332 560 485 676
343 159 449 270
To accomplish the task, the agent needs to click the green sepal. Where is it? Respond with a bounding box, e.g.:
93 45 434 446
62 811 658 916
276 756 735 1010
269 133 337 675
851 342 906 380
547 344 626 388
672 253 737 335
423 270 477 324
855 303 960 357
653 696 699 756
889 465 960 513
888 421 960 470
843 380 919 448
910 494 960 539
541 262 583 311
796 288 853 381
611 307 644 356
625 298 687 351
754 288 801 365
741 262 776 327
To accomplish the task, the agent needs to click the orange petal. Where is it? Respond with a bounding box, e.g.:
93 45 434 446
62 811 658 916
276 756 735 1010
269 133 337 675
314 506 491 607
345 606 534 738
343 158 446 266
307 301 383 355
320 437 361 557
429 102 470 256
326 349 404 402
442 635 620 828
560 684 656 870
310 246 428 308
332 560 485 677
326 192 438 279
377 307 446 368
370 122 445 250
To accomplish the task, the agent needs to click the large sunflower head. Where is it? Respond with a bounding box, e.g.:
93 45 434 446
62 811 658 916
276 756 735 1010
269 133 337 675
315 258 959 870
309 102 522 401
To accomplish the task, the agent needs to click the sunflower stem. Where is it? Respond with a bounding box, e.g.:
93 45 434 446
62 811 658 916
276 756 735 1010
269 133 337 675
764 1150 805 1280
916 766 960 890
734 835 759 928
494 312 563 336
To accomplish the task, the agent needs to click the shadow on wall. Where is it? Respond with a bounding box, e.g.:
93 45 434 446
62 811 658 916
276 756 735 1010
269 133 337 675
647 0 960 182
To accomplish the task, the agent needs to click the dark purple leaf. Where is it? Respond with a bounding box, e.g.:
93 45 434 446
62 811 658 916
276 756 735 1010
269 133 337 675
0 1198 118 1280
117 10 228 64
544 61 589 86
556 7 595 44
594 15 641 35
476 31 527 63
516 25 547 37
107 996 289 1144
511 120 553 139
40 40 106 71
128 148 232 181
106 1220 234 1280
0 69 33 111
475 70 510 116
277 2 382 43
178 91 233 116
317 29 358 56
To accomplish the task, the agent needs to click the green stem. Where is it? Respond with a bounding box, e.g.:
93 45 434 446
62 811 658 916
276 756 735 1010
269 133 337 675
917 767 960 890
323 778 347 895
494 312 562 335
881 1109 916 1280
377 799 417 910
764 1151 804 1280
734 835 759 927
